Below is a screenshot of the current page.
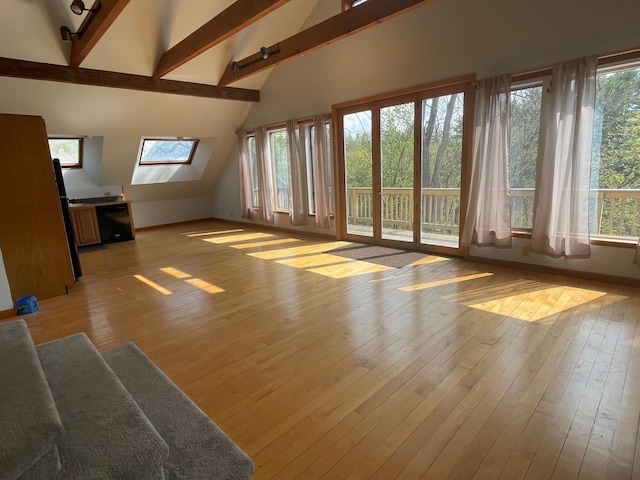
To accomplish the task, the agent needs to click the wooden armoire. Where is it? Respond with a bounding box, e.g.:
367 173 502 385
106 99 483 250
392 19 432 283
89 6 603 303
0 113 75 302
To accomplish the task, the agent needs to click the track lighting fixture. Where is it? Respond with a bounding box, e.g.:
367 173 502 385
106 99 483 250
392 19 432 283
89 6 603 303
60 1 100 42
230 45 280 73
60 26 80 42
70 0 100 16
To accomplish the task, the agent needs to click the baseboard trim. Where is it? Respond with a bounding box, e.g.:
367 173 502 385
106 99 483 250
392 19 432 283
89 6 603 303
0 308 16 320
211 217 335 240
466 254 640 287
134 218 215 232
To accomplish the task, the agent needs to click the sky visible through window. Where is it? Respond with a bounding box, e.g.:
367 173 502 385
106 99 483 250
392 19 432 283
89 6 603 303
139 139 198 165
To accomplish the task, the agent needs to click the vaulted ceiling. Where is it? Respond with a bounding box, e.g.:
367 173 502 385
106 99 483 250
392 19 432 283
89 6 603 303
1 0 434 101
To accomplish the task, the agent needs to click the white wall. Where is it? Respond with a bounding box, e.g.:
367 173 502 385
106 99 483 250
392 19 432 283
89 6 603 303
0 249 14 311
214 0 640 279
131 197 214 229
0 0 325 229
0 77 251 227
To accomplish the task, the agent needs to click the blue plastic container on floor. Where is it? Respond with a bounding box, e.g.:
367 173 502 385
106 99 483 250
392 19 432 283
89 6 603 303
16 295 39 314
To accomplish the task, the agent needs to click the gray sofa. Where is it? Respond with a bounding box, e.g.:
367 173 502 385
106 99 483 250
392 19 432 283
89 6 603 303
0 319 254 480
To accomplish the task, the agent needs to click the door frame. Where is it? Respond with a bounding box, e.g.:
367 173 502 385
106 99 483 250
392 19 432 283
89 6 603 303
332 75 476 257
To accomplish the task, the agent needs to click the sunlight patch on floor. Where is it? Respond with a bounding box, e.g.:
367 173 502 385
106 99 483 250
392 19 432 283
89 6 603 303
184 229 245 237
185 278 225 294
468 285 607 322
409 255 451 267
204 232 274 244
134 275 172 295
399 272 494 291
276 253 352 269
156 267 224 294
309 261 392 279
248 241 352 260
160 267 191 279
231 238 301 249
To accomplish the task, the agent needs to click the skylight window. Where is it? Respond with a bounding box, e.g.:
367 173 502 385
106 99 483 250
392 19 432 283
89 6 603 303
48 137 83 168
138 138 199 166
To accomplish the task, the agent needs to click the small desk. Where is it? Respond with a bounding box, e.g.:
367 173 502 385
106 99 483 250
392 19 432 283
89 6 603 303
69 201 135 246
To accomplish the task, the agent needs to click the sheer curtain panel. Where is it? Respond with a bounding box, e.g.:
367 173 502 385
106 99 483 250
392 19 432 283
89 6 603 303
461 74 512 248
286 121 306 226
530 56 597 258
237 131 253 218
312 115 331 229
255 127 275 223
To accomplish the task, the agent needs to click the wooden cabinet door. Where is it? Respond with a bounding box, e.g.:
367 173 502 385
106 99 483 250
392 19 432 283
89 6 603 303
0 114 75 300
71 207 102 246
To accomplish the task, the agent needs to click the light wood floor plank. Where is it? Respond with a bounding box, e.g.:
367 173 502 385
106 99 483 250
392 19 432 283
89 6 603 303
5 220 640 480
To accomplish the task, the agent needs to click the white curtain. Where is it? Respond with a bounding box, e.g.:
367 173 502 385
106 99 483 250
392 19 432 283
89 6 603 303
530 56 597 258
237 131 253 219
286 120 306 226
255 127 275 223
461 74 512 248
312 115 332 229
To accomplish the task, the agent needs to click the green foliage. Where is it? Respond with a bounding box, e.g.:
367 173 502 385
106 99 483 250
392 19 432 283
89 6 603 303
344 111 373 188
271 131 289 189
341 66 640 237
510 86 542 189
48 138 80 166
594 68 640 190
381 102 414 188
343 95 465 191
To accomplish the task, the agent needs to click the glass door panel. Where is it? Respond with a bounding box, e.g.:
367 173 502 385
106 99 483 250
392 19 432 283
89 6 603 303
343 110 373 237
420 93 464 248
380 102 415 242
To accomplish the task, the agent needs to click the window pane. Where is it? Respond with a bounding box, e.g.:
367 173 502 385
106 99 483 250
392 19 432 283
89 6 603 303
591 65 640 239
248 135 259 208
270 130 289 211
306 125 316 215
509 85 542 229
344 110 373 237
420 93 464 248
381 101 415 242
326 122 334 215
139 139 198 165
305 122 333 216
48 138 82 167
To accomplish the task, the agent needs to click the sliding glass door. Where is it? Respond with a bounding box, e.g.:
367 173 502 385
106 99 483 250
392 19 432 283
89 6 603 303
419 91 465 248
343 109 374 237
380 101 416 243
336 78 473 255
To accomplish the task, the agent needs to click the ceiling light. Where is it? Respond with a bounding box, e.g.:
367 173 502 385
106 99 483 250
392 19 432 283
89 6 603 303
230 45 280 73
70 0 100 16
60 26 80 41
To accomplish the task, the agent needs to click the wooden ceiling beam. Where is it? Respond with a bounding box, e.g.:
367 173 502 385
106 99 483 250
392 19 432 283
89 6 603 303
0 57 260 102
218 0 435 86
153 0 293 79
70 0 131 68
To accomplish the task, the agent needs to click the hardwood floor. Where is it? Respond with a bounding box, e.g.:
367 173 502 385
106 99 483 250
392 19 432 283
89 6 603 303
9 220 640 479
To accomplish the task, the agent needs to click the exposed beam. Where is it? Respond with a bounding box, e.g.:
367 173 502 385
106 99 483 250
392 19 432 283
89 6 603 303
70 0 131 68
0 57 260 102
153 0 293 79
218 0 435 86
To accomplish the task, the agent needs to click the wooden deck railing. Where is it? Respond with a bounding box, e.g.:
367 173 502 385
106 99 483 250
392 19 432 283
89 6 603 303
345 187 640 238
